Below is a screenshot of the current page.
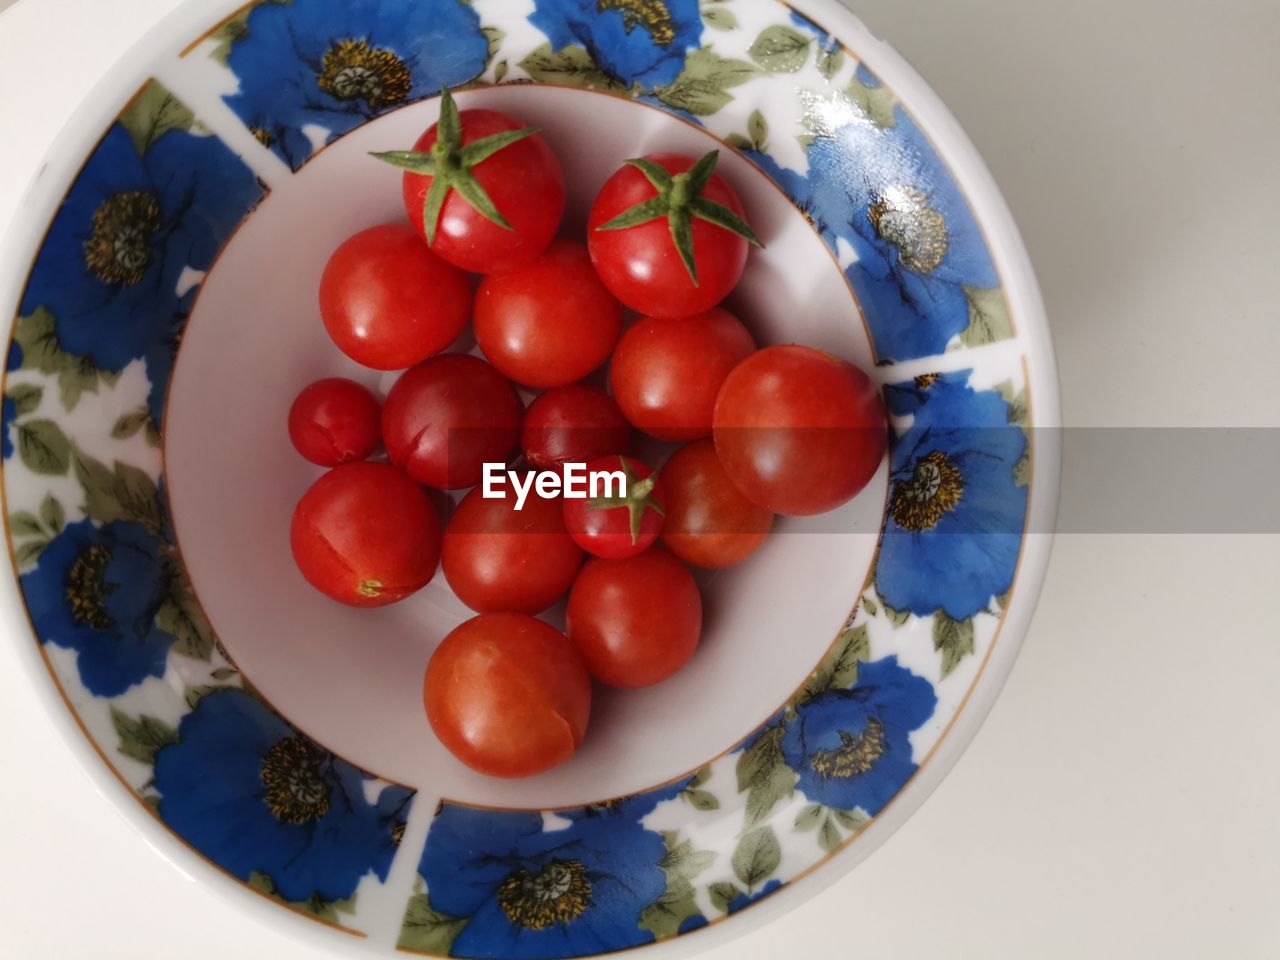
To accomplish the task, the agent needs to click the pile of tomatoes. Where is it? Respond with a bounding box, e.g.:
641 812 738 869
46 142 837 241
288 90 886 779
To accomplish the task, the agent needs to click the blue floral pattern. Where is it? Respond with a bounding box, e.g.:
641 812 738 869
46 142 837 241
154 688 412 904
782 657 937 814
419 804 667 958
529 0 703 88
875 371 1028 621
744 75 1002 362
19 122 259 377
223 0 490 169
20 519 174 697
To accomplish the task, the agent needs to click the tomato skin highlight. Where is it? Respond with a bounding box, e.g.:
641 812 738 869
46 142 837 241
290 462 441 607
401 109 564 274
521 384 630 470
713 345 887 516
562 455 666 560
319 223 471 370
660 439 774 568
566 547 702 688
288 378 382 466
424 613 591 778
588 153 751 318
442 483 583 615
382 353 524 490
609 308 755 441
474 240 622 388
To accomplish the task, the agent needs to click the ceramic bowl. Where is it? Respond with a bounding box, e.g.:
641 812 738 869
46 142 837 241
0 0 1058 956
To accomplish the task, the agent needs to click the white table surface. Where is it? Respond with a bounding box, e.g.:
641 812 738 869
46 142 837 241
2 0 1278 956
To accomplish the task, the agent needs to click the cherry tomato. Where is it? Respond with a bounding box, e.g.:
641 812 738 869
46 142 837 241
319 223 471 370
424 613 591 778
660 439 774 568
382 353 523 490
442 483 583 615
388 90 565 274
566 547 702 688
610 308 755 441
587 151 759 319
521 384 630 470
713 345 886 516
474 240 622 388
291 462 440 607
288 378 381 466
562 455 665 559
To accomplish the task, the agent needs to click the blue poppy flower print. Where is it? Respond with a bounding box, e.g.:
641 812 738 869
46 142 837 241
153 688 412 904
781 657 936 815
727 878 783 914
744 84 1001 362
1 396 15 460
530 0 703 88
224 0 490 169
19 519 173 697
875 371 1028 621
19 123 261 375
422 803 667 958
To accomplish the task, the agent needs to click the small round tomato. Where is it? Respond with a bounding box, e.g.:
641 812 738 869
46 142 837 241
288 378 382 466
562 455 665 559
713 345 886 516
382 353 523 490
587 151 760 319
474 240 622 388
566 547 702 688
442 483 583 615
610 308 755 441
424 613 591 778
291 462 441 607
521 384 630 470
660 439 773 568
382 89 565 274
319 223 471 370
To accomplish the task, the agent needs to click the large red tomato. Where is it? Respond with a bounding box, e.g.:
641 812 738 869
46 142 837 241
660 439 773 568
442 483 583 615
382 353 523 489
319 223 470 370
609 307 756 441
290 462 440 607
566 547 702 688
424 613 591 778
474 241 622 388
521 385 630 470
713 345 886 516
377 89 564 274
587 151 760 318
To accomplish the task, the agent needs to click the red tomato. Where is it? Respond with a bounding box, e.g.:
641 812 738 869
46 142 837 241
566 547 702 687
660 439 773 568
474 241 622 388
587 151 759 318
424 613 591 778
562 455 665 559
713 345 886 516
291 462 440 607
610 308 755 441
389 92 564 274
288 378 381 466
382 354 523 490
442 483 583 615
319 223 470 370
521 384 630 470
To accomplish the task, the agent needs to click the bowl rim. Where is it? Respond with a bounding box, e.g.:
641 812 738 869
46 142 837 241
0 0 1061 955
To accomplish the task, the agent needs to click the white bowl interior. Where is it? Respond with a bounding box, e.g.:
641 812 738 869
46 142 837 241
164 85 886 806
